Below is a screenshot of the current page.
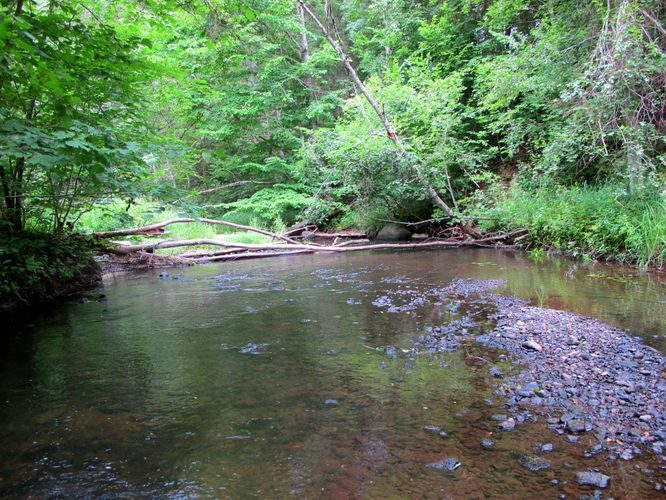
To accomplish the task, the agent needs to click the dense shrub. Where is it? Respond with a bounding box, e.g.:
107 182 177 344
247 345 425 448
0 232 99 307
469 184 666 268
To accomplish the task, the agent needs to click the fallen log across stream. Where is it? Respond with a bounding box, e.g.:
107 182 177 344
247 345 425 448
93 219 528 263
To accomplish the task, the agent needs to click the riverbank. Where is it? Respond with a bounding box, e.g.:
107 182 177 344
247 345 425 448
468 184 666 270
0 232 100 311
419 279 665 470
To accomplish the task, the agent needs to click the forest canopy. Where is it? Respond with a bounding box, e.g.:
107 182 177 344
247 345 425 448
0 0 664 268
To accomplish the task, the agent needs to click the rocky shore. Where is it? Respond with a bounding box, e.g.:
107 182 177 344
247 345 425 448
420 280 665 464
482 294 665 455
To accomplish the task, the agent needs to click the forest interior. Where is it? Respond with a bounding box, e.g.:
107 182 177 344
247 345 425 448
0 0 664 304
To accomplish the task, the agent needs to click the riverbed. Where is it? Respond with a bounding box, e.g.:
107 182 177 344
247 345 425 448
1 249 664 497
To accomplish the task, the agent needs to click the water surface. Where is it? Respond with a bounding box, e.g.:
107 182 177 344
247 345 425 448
1 249 664 497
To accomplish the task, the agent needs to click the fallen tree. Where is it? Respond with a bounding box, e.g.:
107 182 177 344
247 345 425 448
93 217 304 245
94 218 527 263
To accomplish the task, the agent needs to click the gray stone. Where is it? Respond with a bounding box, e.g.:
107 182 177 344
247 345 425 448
519 454 550 472
426 457 462 472
498 417 516 431
522 340 543 351
376 223 412 241
481 438 495 449
567 419 587 433
576 471 610 489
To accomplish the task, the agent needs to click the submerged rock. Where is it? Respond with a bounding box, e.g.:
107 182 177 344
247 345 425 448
426 457 462 472
239 343 270 355
519 454 550 472
498 417 516 431
481 438 495 449
576 471 610 489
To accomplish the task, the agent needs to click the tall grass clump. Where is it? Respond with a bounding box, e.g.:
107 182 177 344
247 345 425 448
469 184 665 268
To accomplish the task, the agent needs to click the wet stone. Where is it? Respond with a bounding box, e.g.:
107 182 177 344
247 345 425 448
426 457 462 472
519 454 550 473
576 471 610 489
498 418 516 431
567 419 587 433
481 438 495 449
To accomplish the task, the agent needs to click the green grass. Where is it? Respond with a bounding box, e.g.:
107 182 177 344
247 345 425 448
76 199 276 256
469 184 666 268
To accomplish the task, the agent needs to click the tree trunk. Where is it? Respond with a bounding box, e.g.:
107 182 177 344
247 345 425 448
297 3 318 130
297 1 481 239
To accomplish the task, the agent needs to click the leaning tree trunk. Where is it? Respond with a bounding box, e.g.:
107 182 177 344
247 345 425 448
297 0 481 239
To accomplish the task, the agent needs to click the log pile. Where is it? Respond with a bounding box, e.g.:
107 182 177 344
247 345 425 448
92 218 528 265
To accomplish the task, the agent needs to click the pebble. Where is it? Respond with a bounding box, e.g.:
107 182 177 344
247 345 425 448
541 443 554 453
522 340 543 352
481 438 495 449
324 399 339 406
566 419 587 434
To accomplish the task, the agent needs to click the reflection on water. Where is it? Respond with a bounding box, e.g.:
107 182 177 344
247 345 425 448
0 249 663 497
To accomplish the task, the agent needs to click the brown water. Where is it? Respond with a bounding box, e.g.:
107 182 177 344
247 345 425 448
1 249 664 498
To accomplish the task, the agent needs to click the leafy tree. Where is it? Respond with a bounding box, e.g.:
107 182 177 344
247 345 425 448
0 0 151 232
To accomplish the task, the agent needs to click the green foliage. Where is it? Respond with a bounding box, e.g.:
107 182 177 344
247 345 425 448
1 0 664 273
221 187 312 227
469 183 666 267
0 0 153 232
0 231 97 305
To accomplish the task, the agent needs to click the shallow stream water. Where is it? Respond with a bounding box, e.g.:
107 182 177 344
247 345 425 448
1 249 664 498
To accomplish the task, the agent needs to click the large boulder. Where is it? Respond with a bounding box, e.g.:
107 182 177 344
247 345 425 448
376 223 411 241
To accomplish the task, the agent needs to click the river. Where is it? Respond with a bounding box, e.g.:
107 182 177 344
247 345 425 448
1 249 664 497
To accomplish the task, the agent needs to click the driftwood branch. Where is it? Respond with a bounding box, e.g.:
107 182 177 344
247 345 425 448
93 217 303 245
107 233 528 256
186 250 315 262
309 230 367 239
109 238 465 255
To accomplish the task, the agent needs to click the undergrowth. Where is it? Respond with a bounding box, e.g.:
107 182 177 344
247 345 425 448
469 184 666 268
0 232 98 307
